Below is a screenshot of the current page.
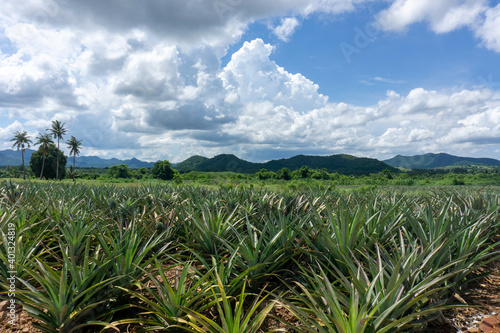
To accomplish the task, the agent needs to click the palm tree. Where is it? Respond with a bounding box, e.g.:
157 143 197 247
10 131 33 180
48 120 68 180
35 133 54 180
66 136 82 182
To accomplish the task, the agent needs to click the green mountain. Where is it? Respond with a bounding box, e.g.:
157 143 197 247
0 149 155 168
384 153 500 169
198 154 257 173
73 156 155 168
262 154 389 175
0 149 35 166
174 153 397 175
173 155 209 172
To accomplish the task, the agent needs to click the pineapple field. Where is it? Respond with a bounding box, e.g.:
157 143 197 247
1 181 500 332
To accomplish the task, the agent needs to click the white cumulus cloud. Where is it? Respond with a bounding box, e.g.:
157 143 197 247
220 39 328 113
377 0 488 33
273 17 300 42
1 0 500 162
475 4 500 52
376 0 500 53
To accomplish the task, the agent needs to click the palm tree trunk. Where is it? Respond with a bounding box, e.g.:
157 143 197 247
21 148 25 180
73 153 76 182
56 138 60 180
40 151 46 180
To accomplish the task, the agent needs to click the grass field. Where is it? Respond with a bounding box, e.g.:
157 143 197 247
1 180 499 332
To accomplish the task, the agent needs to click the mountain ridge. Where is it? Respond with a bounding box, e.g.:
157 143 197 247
0 149 35 166
174 153 398 175
2 149 499 172
0 149 155 168
383 153 500 169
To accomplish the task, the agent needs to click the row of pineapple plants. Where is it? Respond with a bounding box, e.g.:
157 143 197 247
0 181 499 332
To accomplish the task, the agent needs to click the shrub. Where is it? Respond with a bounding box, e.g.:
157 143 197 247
107 164 131 179
151 160 175 180
29 144 67 180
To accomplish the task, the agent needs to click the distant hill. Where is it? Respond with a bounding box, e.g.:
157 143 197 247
194 154 257 173
0 149 35 166
173 155 209 172
0 149 155 168
384 153 500 169
262 154 388 175
174 153 397 175
73 156 155 168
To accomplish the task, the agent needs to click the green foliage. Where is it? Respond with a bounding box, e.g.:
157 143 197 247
299 165 311 178
48 120 68 180
181 273 275 333
173 171 183 184
390 173 415 186
107 164 131 179
277 167 292 180
29 144 67 180
151 160 175 180
17 247 118 333
34 133 55 180
15 159 499 186
66 136 83 181
131 167 150 180
257 168 275 180
452 176 466 185
173 153 398 175
1 182 500 332
10 130 33 180
10 131 33 151
311 168 330 180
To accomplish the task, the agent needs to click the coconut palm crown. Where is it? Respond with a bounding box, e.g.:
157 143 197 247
48 120 68 180
11 130 33 180
66 136 82 182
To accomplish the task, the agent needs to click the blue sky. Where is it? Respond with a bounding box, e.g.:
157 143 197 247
1 0 500 162
263 10 500 105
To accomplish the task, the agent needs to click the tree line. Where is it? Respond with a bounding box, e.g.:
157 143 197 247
8 121 177 182
10 120 81 181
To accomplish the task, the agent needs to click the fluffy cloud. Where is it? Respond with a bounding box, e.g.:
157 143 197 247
365 88 500 156
1 0 500 162
0 121 24 144
0 0 369 49
439 103 500 147
377 0 488 33
219 46 500 159
376 0 500 53
2 24 500 161
215 76 500 159
371 127 435 149
273 17 300 42
475 4 500 52
0 24 82 111
220 39 328 113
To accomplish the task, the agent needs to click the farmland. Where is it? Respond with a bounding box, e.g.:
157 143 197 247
1 181 500 332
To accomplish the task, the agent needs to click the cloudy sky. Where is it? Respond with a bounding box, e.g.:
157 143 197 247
1 0 500 163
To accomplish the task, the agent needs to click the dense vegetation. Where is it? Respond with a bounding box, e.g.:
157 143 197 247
8 120 82 181
1 181 499 332
29 144 67 180
1 162 500 186
173 153 399 175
